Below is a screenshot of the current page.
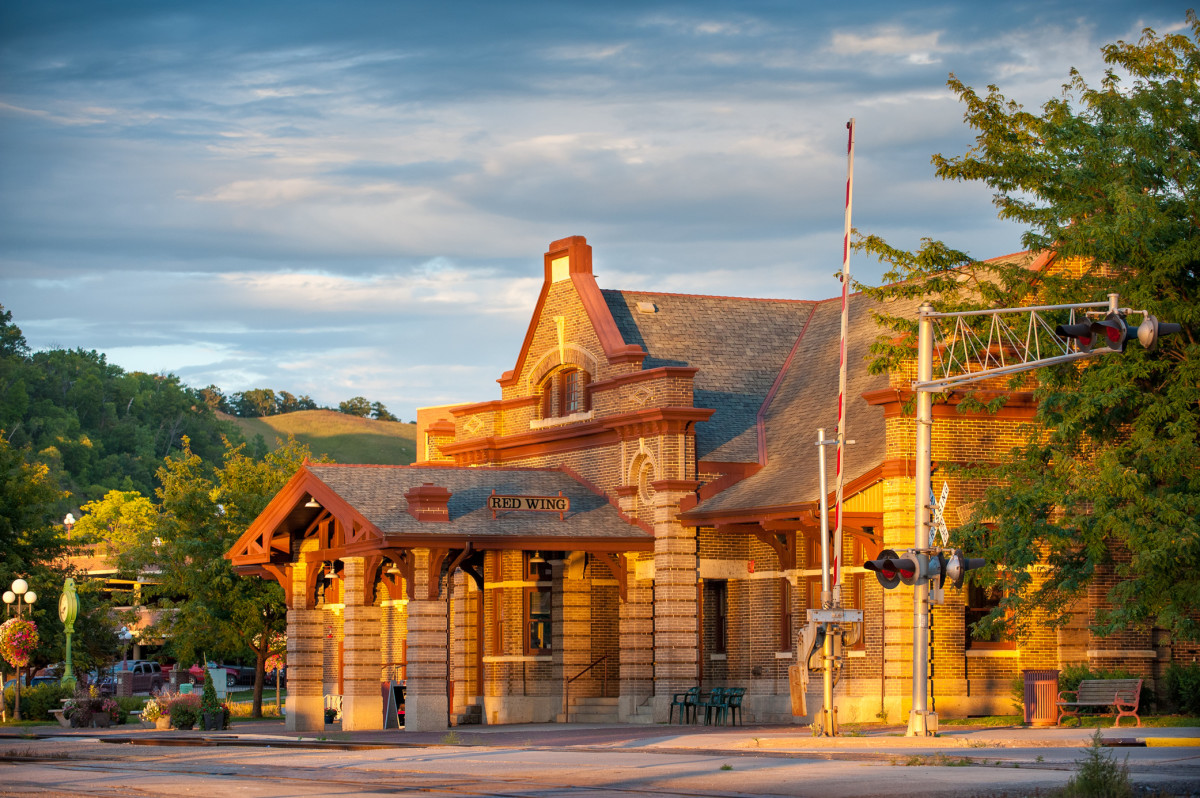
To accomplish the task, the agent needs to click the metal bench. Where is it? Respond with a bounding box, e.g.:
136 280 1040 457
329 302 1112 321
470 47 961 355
1057 678 1143 728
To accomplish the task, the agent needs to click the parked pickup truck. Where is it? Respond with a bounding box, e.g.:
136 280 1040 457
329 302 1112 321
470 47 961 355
100 660 164 695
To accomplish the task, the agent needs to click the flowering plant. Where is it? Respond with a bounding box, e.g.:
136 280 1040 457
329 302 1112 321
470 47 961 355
0 618 39 667
265 653 285 673
142 696 162 722
65 685 117 725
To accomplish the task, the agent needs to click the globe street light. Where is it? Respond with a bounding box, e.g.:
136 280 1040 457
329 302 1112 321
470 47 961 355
4 577 38 721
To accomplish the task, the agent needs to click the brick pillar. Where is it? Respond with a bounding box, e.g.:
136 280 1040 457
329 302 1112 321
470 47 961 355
650 479 700 721
341 557 383 730
619 553 653 721
405 548 449 732
450 570 472 718
287 561 324 731
553 557 591 721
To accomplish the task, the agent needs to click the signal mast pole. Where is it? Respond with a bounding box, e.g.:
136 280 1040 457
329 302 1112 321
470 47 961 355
905 294 1126 736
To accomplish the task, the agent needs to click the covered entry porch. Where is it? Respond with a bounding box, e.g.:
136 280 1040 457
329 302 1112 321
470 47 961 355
227 463 654 732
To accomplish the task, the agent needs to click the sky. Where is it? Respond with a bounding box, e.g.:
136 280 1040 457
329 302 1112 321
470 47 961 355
0 1 1187 421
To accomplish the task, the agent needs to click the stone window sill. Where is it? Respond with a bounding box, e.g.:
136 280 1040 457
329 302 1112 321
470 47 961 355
530 410 594 430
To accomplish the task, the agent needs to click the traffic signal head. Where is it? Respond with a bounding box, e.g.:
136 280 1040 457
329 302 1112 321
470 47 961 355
1055 321 1093 352
1136 315 1183 350
943 549 987 589
864 549 919 589
1090 312 1133 353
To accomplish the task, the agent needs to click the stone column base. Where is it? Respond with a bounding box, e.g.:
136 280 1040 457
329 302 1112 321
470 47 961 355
404 694 448 732
341 693 384 731
285 693 323 732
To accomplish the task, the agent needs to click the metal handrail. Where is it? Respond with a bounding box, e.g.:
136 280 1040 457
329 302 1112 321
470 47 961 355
563 654 610 721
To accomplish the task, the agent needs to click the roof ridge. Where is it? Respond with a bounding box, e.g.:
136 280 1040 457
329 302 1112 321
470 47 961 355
603 287 818 305
309 462 565 474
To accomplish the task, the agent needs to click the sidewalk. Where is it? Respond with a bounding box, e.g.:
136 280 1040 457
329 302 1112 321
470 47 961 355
5 718 1196 758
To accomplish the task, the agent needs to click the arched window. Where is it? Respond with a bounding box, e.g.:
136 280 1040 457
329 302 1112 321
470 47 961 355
538 368 590 419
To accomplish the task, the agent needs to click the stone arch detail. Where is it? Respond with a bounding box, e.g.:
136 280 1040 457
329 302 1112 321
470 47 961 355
628 451 659 515
527 344 599 391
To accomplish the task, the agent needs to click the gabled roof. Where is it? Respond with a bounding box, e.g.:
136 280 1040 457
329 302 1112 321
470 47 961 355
683 292 918 519
602 290 817 462
229 462 653 565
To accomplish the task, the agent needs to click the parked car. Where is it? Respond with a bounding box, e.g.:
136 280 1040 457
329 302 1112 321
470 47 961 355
100 660 164 695
0 676 52 690
221 663 257 686
186 662 251 688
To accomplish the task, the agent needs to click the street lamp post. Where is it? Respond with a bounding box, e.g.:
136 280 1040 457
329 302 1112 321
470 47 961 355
3 578 38 721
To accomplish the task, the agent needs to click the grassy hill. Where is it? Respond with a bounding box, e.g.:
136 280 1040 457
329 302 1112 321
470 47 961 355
219 409 417 465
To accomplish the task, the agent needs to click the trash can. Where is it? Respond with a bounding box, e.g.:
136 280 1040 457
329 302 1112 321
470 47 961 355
1022 669 1060 727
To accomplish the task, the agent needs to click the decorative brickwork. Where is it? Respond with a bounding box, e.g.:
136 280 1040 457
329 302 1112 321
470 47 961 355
286 558 324 731
405 548 449 731
341 557 383 730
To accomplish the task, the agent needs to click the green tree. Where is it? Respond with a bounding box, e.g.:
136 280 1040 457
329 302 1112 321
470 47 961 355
338 396 372 417
121 435 326 717
860 15 1199 641
72 490 157 559
233 389 278 418
0 436 117 676
370 401 398 422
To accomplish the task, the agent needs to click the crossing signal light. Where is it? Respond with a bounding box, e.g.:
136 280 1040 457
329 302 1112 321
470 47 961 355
1055 321 1093 352
865 549 918 590
1136 315 1182 350
943 549 987 589
1090 313 1133 352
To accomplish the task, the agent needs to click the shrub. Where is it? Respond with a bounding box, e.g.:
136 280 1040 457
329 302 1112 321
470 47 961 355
1164 662 1200 715
199 669 227 730
1054 730 1133 798
115 696 144 724
170 702 198 730
157 691 201 728
2 682 72 720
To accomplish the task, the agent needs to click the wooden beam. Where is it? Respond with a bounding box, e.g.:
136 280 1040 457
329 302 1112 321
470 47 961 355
591 552 629 602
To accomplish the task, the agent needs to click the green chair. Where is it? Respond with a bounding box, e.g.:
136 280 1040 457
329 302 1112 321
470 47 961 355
724 687 746 726
669 685 700 724
700 686 727 725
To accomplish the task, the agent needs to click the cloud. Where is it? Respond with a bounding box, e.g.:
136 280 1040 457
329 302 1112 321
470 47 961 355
831 27 947 58
191 177 401 207
0 1 1187 419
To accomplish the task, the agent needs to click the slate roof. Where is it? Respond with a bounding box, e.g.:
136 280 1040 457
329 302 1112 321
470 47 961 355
306 464 651 544
602 290 816 462
683 292 919 516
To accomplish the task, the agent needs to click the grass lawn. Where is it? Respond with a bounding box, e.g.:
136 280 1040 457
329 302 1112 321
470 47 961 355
220 409 416 464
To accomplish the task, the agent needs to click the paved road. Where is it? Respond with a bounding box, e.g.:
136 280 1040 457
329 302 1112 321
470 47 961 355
1 721 1197 797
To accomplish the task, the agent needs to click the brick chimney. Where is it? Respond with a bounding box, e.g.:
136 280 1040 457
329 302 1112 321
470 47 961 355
544 235 592 284
405 483 451 522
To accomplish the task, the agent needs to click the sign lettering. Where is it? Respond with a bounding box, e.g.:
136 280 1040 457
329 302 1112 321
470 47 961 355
487 495 570 513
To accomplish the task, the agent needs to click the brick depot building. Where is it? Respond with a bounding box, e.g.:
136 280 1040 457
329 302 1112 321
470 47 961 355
228 236 1184 732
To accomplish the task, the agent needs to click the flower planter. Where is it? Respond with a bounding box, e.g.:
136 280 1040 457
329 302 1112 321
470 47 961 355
155 717 172 731
201 710 225 731
91 714 112 728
